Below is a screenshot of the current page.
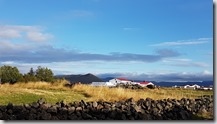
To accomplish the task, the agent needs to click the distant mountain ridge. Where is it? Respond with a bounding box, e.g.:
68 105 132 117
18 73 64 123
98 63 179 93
55 73 103 84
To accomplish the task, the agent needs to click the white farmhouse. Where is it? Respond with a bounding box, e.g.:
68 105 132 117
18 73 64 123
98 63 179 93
184 84 200 90
91 82 107 86
91 78 133 87
138 81 154 87
109 78 132 85
91 78 155 88
91 81 117 87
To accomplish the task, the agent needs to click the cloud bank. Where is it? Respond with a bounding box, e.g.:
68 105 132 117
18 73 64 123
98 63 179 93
0 43 180 63
162 58 209 67
150 38 212 46
97 71 213 82
0 24 181 63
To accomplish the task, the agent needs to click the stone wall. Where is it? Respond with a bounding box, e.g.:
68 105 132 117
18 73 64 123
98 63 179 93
0 96 213 120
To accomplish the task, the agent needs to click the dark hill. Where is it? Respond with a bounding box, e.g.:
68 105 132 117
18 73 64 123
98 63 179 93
55 73 103 84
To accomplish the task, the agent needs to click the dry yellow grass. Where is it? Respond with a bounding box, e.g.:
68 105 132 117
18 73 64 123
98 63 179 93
5 79 70 90
0 80 213 104
71 84 213 102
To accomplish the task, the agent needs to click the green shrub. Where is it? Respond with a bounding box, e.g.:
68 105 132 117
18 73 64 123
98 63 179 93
0 65 22 84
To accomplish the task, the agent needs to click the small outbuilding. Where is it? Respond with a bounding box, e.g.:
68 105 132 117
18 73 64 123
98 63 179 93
183 84 200 90
137 81 155 89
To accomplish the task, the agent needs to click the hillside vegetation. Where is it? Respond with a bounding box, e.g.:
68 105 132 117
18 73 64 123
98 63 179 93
0 80 213 105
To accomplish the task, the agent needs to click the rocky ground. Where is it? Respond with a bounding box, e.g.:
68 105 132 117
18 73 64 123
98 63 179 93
0 96 213 120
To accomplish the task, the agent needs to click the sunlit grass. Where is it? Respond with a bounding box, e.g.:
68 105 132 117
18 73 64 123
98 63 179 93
0 80 213 105
71 84 213 102
9 79 70 90
0 80 86 105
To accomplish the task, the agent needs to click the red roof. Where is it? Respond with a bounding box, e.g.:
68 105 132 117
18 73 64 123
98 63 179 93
116 78 130 81
139 81 151 84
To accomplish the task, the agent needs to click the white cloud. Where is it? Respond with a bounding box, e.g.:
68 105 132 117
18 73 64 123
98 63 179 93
202 70 212 75
1 61 15 65
0 40 38 55
0 28 21 38
150 37 212 46
0 25 53 42
162 58 191 63
27 31 53 42
162 58 209 67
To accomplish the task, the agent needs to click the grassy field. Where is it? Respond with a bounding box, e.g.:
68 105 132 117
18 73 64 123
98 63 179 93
0 80 213 105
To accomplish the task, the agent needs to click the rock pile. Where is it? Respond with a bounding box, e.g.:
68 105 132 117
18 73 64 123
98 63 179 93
0 97 213 120
114 83 156 89
114 83 145 89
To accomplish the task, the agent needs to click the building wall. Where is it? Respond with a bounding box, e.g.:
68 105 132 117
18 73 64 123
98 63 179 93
91 82 106 86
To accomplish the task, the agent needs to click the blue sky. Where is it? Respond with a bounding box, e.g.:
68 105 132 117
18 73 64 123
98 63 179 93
0 0 213 81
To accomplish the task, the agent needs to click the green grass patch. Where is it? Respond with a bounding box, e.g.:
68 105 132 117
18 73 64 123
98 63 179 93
0 93 42 105
0 88 88 105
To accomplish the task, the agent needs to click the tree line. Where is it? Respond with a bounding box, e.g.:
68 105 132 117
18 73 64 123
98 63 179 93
0 65 55 84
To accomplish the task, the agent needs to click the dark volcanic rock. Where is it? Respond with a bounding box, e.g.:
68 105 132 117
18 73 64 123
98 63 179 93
41 110 52 120
29 108 37 114
31 102 39 109
59 107 68 115
82 112 93 119
47 106 57 114
76 107 83 111
115 102 122 108
39 103 51 110
97 104 104 110
81 100 88 108
103 102 111 109
24 104 31 110
0 97 213 120
68 107 75 114
6 103 13 110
